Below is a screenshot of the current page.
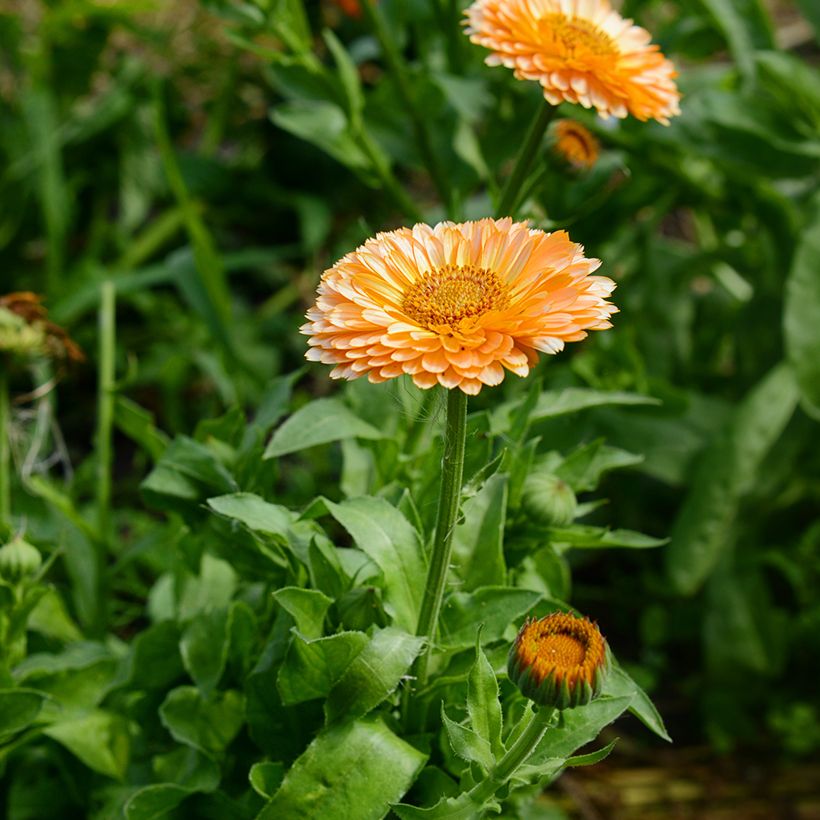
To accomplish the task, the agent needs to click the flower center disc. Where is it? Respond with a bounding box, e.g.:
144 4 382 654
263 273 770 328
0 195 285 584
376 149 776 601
537 631 586 667
402 264 509 329
538 14 618 58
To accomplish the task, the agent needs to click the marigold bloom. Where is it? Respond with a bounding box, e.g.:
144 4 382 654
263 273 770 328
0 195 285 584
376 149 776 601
302 219 616 395
509 612 609 710
554 119 599 169
464 0 681 124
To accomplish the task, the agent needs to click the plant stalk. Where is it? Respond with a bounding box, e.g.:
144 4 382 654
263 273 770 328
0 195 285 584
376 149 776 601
413 387 468 690
495 102 556 218
96 280 116 540
360 0 454 217
0 367 11 530
468 706 555 805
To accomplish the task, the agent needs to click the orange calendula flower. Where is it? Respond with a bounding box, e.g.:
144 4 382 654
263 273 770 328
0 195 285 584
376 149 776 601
554 119 600 169
464 0 681 124
302 219 616 395
509 612 610 710
0 292 84 364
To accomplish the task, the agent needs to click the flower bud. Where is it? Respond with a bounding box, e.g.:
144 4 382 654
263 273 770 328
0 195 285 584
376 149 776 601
0 536 43 583
522 472 577 527
553 120 600 170
508 612 609 710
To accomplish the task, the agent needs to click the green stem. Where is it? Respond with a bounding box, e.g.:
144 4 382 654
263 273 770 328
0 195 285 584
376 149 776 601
96 280 116 540
0 367 10 530
360 0 454 216
413 388 468 688
468 706 555 806
357 130 424 223
495 102 557 218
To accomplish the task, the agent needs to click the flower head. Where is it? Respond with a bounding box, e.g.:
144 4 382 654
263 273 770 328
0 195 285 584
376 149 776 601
508 612 609 710
554 119 600 169
0 292 84 365
464 0 680 124
302 219 616 395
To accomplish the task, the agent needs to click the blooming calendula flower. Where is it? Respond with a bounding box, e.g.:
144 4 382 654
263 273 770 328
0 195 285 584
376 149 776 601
509 612 609 710
554 119 599 169
302 219 616 395
464 0 681 124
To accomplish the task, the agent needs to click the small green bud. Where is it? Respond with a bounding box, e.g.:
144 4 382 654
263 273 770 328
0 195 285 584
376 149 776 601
522 472 577 526
0 537 43 583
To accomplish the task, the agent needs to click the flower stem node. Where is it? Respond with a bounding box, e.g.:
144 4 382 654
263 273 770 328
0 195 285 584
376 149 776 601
0 536 42 584
508 612 609 710
522 471 578 526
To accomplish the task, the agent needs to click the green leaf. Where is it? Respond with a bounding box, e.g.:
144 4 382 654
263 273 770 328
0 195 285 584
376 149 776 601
159 687 245 757
115 396 170 462
324 497 426 632
256 717 426 820
604 666 671 743
784 196 820 420
323 29 364 129
207 492 293 538
249 761 286 799
555 441 644 493
698 0 774 81
439 588 542 651
528 696 633 764
44 710 131 780
325 627 425 724
180 608 229 696
118 621 184 692
273 587 333 638
467 638 503 758
491 389 660 435
0 689 50 739
264 398 384 459
547 526 667 550
441 705 494 770
277 631 369 706
452 474 507 591
26 588 83 643
393 794 478 820
124 785 192 820
666 364 799 594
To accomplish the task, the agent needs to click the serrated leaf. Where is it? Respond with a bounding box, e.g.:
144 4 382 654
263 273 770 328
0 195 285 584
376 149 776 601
467 639 503 757
324 497 426 632
325 627 424 724
452 474 508 591
442 705 494 770
256 717 426 820
666 364 799 594
265 397 384 458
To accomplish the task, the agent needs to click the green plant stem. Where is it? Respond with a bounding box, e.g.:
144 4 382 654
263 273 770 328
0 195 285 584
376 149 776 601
468 706 555 805
495 102 556 218
0 367 11 530
96 280 116 540
360 0 454 217
357 129 424 223
413 388 468 689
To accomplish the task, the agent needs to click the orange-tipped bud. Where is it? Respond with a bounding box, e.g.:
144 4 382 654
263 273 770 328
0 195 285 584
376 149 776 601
508 612 609 710
553 120 600 170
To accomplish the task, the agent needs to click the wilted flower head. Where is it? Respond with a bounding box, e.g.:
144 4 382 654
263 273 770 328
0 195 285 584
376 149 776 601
464 0 681 124
302 219 616 395
509 612 609 710
554 119 600 169
0 292 84 365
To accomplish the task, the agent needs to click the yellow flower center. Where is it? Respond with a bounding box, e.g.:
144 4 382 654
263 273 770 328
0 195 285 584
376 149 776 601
402 264 510 329
539 13 618 58
537 631 586 668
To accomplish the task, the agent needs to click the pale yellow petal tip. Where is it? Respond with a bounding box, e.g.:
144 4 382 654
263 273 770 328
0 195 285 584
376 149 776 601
464 0 680 125
303 220 616 395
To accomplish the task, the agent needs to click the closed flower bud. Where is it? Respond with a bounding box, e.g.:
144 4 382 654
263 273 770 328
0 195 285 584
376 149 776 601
0 537 42 583
522 472 577 526
508 612 609 711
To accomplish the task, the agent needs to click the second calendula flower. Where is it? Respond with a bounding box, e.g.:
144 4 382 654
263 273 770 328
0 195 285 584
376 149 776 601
464 0 680 124
302 218 616 395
